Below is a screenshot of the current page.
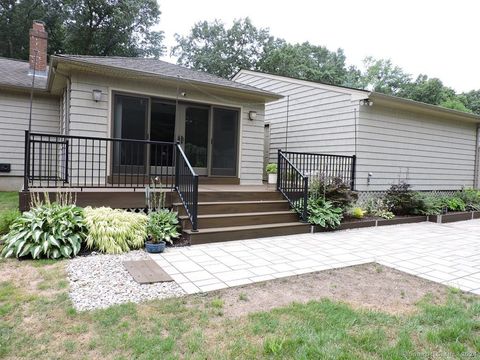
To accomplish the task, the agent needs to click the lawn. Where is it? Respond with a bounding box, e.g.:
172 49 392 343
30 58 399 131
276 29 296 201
0 259 479 360
0 192 17 213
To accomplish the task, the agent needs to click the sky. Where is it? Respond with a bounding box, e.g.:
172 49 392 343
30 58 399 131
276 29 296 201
158 0 479 93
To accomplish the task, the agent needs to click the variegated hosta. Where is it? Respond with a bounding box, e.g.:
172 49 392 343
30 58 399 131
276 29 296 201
1 204 86 259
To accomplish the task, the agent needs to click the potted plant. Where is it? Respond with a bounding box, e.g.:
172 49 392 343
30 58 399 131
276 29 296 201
266 163 277 184
145 209 180 253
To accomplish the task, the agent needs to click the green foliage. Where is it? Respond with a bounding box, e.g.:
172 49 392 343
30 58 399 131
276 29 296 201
1 204 86 259
173 17 277 78
265 163 277 174
365 198 395 219
146 209 180 244
442 197 466 212
309 176 357 211
0 209 20 235
384 182 419 216
440 98 472 113
359 57 411 95
351 207 365 219
0 0 164 60
455 188 480 210
307 197 343 229
411 193 444 215
84 207 147 254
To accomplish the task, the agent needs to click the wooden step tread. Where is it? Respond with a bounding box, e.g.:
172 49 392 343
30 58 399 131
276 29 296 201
183 222 309 234
173 200 288 206
179 210 295 220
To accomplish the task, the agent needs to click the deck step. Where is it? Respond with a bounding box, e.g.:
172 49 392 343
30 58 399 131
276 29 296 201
173 200 290 215
183 222 311 244
197 191 283 202
179 210 298 229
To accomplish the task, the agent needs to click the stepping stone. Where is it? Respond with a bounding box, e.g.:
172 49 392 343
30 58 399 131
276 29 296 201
123 259 173 284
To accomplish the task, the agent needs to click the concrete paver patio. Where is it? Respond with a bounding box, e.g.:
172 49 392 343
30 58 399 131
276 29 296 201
149 220 480 295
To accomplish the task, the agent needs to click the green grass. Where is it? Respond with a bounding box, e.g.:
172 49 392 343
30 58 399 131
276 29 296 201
0 259 479 360
0 192 18 213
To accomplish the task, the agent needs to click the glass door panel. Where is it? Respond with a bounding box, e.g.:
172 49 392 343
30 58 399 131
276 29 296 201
113 94 147 174
184 106 209 175
150 101 176 167
211 108 239 176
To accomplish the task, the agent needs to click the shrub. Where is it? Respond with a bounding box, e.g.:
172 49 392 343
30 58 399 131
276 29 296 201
0 209 20 235
84 207 148 254
351 207 365 219
365 198 395 219
455 188 480 210
1 204 86 259
307 197 343 229
411 193 443 215
384 182 419 215
147 209 180 244
442 196 466 212
309 176 357 211
266 163 277 174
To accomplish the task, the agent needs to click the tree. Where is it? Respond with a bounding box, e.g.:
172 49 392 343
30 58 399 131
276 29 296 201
359 57 411 95
399 75 451 105
460 90 480 115
440 98 472 113
257 42 352 86
172 18 278 78
0 0 165 60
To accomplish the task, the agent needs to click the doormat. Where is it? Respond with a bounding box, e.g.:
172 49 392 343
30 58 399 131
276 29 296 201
123 259 173 284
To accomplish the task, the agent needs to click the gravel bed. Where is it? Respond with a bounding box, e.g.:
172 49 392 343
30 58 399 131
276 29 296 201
67 250 185 311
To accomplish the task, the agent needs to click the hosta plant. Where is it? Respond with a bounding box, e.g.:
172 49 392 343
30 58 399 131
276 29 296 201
84 207 148 254
147 209 180 244
1 204 86 259
307 197 343 229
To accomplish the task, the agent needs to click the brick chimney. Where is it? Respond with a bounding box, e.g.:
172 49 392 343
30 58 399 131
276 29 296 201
29 20 48 74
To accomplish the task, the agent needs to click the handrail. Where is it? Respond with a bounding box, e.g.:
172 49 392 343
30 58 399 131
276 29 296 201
277 150 309 221
175 143 198 231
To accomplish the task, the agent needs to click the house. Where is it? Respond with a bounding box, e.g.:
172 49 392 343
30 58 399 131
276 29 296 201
1 21 330 243
233 70 480 194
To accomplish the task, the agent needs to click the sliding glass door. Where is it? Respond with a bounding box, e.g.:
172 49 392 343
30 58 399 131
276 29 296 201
211 108 239 176
112 94 148 174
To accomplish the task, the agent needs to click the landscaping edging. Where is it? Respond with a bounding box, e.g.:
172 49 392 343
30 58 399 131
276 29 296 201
427 211 480 224
312 211 480 233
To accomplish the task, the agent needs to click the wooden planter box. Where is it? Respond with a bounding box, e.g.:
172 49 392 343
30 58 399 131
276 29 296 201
428 211 480 223
313 215 427 233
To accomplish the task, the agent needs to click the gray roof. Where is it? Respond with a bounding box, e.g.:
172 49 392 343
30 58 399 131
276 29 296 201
55 55 278 97
0 57 48 90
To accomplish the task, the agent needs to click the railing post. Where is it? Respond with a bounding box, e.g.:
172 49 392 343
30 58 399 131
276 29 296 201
303 176 309 222
174 143 180 189
192 175 199 231
23 130 30 192
277 149 282 191
350 155 356 190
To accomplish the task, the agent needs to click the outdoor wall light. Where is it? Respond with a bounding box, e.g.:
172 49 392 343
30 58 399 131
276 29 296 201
248 111 257 121
92 89 102 102
360 99 373 106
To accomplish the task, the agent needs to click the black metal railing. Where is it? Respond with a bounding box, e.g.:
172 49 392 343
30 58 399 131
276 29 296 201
280 150 356 190
175 144 198 231
277 150 356 221
24 130 199 229
24 131 177 189
277 150 309 221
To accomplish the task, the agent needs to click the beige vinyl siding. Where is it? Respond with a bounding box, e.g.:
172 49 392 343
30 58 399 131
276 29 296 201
67 71 265 185
234 72 357 164
0 91 59 184
357 105 477 191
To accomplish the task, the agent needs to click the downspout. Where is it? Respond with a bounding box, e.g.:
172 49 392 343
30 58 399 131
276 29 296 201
474 124 480 188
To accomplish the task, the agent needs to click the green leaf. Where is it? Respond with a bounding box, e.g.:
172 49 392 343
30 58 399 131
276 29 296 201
48 235 61 248
31 245 42 259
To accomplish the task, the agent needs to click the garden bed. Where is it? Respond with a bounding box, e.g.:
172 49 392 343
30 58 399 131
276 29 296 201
427 210 480 223
312 215 428 233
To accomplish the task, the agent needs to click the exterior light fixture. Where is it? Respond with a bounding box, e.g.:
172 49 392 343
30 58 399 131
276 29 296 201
248 111 257 121
360 99 373 106
92 89 102 102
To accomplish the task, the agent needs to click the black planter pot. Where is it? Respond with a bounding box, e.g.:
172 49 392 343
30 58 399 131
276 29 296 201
145 241 166 253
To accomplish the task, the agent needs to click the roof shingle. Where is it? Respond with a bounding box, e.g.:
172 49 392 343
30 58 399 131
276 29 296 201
0 57 48 90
